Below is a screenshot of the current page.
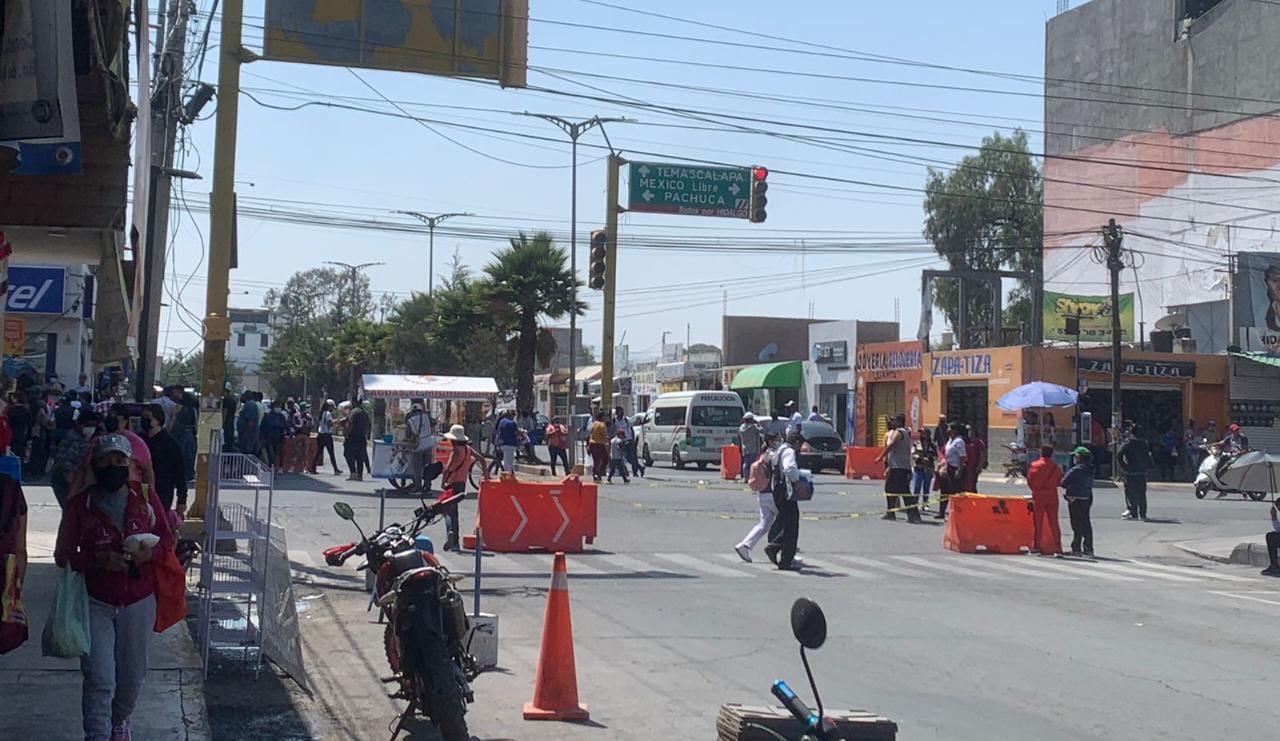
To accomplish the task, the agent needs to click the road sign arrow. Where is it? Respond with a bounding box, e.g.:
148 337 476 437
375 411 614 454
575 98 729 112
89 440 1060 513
638 164 650 177
550 489 571 543
729 183 741 196
642 189 655 202
508 495 528 542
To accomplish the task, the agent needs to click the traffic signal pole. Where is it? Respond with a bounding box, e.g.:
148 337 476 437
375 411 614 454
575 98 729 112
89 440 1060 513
600 153 622 410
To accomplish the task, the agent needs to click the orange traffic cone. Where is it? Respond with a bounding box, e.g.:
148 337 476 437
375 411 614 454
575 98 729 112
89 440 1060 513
523 552 589 721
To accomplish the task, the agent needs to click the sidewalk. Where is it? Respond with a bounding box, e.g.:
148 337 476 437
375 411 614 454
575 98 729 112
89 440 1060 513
0 490 210 740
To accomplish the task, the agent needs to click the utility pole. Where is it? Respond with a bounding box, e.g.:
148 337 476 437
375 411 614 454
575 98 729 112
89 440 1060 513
524 114 627 469
601 152 622 410
1102 218 1125 476
136 0 196 402
395 211 472 297
325 260 383 393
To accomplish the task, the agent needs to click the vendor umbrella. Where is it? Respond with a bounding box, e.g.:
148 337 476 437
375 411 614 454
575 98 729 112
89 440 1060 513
995 381 1079 412
1217 451 1280 495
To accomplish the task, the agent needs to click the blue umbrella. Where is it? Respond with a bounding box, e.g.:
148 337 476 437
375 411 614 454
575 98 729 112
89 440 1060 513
995 381 1079 412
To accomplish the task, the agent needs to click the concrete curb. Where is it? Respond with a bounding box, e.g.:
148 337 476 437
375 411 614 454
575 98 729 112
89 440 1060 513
1174 540 1270 567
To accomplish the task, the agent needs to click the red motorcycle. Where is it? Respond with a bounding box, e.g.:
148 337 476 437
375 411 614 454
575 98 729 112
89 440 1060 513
325 494 476 741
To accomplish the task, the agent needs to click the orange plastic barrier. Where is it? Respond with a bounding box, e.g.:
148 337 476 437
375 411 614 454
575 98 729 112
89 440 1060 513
524 552 589 721
463 475 599 553
844 446 885 480
276 436 317 473
943 494 1034 554
720 445 741 480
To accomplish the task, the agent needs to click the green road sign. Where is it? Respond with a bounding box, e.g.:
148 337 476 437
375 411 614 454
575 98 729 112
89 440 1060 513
627 161 751 219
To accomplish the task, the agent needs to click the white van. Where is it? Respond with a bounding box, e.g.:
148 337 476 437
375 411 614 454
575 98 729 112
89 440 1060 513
639 391 745 469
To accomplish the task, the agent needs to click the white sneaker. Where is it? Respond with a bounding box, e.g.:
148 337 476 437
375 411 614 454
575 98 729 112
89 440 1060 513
734 544 752 563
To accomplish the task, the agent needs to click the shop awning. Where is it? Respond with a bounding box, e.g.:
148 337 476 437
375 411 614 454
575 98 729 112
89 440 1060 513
360 374 499 400
730 361 804 390
1231 351 1280 368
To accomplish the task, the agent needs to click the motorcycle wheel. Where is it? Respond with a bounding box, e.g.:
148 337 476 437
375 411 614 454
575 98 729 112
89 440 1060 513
1194 482 1209 499
418 639 469 741
1246 491 1268 502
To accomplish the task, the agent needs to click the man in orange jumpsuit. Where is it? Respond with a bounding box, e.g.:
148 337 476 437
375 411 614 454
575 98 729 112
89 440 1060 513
1027 445 1063 555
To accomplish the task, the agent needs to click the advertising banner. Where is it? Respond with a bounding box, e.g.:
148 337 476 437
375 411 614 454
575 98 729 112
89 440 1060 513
1042 290 1134 343
0 0 82 174
1234 252 1280 355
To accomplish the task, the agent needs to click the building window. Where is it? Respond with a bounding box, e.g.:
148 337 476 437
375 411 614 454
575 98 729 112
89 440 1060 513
260 333 269 348
236 333 246 347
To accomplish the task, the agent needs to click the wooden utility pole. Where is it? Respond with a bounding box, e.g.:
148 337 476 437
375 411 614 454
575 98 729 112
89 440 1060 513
600 153 622 410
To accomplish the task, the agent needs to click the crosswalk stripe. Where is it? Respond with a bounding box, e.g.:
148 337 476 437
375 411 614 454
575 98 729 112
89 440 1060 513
967 558 1080 581
832 554 931 578
564 557 608 576
892 555 1010 580
1008 557 1142 582
595 553 678 576
1091 562 1202 582
1128 560 1255 583
798 558 880 579
479 554 535 575
654 552 752 578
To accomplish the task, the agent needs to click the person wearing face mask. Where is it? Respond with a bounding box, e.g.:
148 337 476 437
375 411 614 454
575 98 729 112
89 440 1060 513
763 431 805 571
140 405 187 516
50 411 101 507
54 433 174 741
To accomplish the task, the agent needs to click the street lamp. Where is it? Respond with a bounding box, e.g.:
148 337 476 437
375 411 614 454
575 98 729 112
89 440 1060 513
324 260 383 393
521 113 629 468
395 211 473 298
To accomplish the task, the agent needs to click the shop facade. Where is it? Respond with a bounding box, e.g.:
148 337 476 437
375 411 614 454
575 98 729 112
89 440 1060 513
854 340 923 448
726 361 805 417
3 263 93 386
1226 353 1280 453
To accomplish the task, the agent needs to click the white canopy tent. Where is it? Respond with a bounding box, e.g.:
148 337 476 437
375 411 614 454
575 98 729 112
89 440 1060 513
360 374 499 401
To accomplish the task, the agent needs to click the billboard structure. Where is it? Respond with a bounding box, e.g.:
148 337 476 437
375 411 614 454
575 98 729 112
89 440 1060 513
1042 290 1135 343
1234 252 1280 355
0 0 81 174
263 0 528 87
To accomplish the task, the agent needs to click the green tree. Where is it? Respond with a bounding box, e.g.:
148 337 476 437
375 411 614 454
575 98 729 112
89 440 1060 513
264 266 373 327
328 320 392 395
155 351 243 391
482 232 584 412
259 322 341 401
923 130 1042 344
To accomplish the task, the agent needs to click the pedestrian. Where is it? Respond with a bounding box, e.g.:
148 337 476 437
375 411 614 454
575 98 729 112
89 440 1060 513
261 400 288 473
440 425 487 552
497 409 520 474
876 413 919 522
1027 445 1063 556
50 411 100 507
784 400 803 439
519 410 541 464
405 400 439 492
544 415 570 476
0 466 27 654
613 406 643 479
139 404 188 518
764 431 804 571
488 414 506 476
587 412 610 483
933 414 948 451
53 433 174 741
734 432 778 563
1118 424 1153 520
807 405 823 422
1061 446 1096 556
343 396 371 481
312 400 343 476
221 382 238 452
237 390 260 459
94 404 155 494
29 391 52 479
912 427 936 512
1184 421 1204 481
738 412 764 482
935 422 967 519
5 391 30 465
606 429 630 483
73 373 92 397
1157 427 1179 482
1261 500 1280 577
52 393 77 457
171 389 198 481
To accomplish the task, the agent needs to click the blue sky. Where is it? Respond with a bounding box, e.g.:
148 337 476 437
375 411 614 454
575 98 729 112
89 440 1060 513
159 0 1061 362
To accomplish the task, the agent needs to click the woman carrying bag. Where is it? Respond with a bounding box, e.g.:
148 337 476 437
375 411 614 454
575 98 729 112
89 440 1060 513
54 434 176 741
0 471 28 654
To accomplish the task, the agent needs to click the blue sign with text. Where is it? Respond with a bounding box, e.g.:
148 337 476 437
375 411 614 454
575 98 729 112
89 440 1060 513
6 265 66 314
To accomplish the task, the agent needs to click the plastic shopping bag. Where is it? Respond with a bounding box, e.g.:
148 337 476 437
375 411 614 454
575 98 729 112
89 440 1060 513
41 566 91 658
153 548 188 633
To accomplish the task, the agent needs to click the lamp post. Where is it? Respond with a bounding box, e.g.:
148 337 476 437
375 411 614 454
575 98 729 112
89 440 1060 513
324 260 383 394
395 211 472 298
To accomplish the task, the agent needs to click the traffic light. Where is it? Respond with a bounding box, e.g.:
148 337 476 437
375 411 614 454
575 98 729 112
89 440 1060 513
749 165 768 223
588 229 607 290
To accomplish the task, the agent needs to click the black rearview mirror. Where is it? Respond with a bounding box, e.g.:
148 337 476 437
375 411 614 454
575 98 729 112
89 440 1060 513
790 597 827 650
333 502 355 521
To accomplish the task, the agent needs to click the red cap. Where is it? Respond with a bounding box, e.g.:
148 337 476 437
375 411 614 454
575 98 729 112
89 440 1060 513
1229 424 1240 432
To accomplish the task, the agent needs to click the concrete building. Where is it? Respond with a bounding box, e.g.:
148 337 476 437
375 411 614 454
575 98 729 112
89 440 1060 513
4 263 94 386
1044 0 1280 352
228 308 276 393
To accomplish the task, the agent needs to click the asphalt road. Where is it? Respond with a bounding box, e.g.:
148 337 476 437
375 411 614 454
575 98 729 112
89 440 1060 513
185 466 1279 740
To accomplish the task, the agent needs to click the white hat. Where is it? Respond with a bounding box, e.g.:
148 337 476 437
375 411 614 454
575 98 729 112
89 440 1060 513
93 433 133 459
443 424 469 443
743 412 756 421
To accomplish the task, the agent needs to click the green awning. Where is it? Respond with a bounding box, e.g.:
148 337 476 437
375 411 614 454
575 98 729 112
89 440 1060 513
730 361 804 390
1231 351 1280 368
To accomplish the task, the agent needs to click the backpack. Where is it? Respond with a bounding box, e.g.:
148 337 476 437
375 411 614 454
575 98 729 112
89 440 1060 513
747 453 772 492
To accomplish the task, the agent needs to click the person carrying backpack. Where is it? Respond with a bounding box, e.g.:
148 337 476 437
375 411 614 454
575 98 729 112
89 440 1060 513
733 432 779 563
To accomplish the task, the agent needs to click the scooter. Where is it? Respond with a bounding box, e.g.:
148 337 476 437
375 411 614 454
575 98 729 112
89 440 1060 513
755 598 846 741
1195 446 1268 501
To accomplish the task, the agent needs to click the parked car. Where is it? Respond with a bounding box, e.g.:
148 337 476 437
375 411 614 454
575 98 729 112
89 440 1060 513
795 420 845 474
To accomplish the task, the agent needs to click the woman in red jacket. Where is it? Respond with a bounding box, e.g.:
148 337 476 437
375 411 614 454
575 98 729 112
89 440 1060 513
54 433 173 741
1026 445 1063 556
439 425 488 552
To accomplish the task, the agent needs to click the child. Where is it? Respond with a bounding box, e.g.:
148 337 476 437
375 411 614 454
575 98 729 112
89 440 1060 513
607 429 630 483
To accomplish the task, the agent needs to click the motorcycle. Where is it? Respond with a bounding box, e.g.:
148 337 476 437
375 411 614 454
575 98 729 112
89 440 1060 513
760 598 845 741
1194 446 1268 501
325 494 477 741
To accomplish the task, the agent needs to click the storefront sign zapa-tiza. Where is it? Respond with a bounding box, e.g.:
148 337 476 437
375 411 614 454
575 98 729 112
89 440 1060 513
1078 358 1197 379
931 352 992 377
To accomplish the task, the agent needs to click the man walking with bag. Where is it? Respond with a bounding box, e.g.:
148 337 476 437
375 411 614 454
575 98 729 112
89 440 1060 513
764 432 805 571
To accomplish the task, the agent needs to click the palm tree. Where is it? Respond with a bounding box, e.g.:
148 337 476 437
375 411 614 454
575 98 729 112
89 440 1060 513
483 232 583 413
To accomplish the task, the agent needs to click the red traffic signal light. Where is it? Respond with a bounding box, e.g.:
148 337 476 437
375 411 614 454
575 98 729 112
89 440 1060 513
749 165 768 223
753 166 768 181
588 230 607 290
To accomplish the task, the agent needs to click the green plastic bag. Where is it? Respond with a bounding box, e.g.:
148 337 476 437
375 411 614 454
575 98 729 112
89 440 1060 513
41 566 91 658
